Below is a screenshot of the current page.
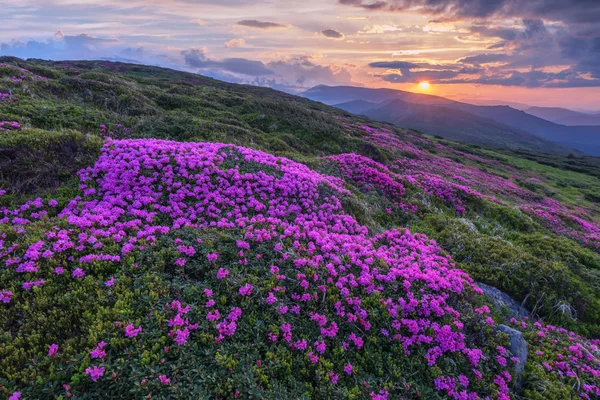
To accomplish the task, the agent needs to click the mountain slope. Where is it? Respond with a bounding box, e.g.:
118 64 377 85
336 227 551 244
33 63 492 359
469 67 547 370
335 98 574 154
526 106 600 126
305 85 600 155
2 58 600 400
332 99 379 114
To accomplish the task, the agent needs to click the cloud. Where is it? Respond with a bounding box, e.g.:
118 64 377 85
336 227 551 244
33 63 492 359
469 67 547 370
224 38 246 48
321 29 345 39
236 20 289 29
338 0 600 26
181 47 209 68
457 53 510 66
266 55 357 90
0 32 120 60
190 18 206 26
181 48 273 76
370 61 420 69
377 69 461 83
367 16 600 88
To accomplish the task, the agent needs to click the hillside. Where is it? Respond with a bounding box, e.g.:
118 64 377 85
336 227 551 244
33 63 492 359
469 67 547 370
2 58 600 399
335 99 572 153
526 106 600 126
304 85 600 156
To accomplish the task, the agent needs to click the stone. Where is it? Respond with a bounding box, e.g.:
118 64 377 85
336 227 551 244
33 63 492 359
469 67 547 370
498 324 528 388
476 282 529 319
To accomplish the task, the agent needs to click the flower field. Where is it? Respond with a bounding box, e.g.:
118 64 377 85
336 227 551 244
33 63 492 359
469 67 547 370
1 59 600 399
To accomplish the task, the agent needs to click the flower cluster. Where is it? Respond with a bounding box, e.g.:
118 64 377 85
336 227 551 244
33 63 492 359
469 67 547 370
508 317 600 399
0 137 517 398
0 121 21 131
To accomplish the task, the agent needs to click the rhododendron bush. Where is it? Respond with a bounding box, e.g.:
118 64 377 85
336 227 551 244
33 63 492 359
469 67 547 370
2 139 523 398
2 59 600 399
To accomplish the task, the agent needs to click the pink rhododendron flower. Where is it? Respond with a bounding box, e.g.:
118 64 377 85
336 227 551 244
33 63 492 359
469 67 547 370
48 343 59 357
239 283 253 297
72 268 85 278
85 366 105 381
124 323 143 338
217 268 229 279
344 363 353 375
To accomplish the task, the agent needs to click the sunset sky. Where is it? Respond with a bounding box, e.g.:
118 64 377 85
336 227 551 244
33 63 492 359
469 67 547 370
1 0 599 110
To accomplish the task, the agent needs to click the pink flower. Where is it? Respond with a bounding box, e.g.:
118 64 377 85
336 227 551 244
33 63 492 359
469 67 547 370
54 266 64 275
239 283 253 297
72 268 85 278
207 252 219 262
48 343 59 357
344 363 353 375
157 375 171 385
124 323 143 338
207 310 221 321
217 268 229 279
266 292 277 305
0 290 13 303
104 277 115 287
8 392 21 400
174 327 190 346
329 371 339 384
85 365 105 381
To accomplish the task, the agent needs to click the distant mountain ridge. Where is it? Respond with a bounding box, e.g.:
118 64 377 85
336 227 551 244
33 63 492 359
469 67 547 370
303 85 600 156
526 106 600 126
335 99 575 154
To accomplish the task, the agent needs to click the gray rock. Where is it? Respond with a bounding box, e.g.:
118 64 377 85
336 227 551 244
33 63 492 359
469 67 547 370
498 324 528 387
476 282 529 319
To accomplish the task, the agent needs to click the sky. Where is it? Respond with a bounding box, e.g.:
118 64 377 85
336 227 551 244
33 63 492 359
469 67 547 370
1 0 599 110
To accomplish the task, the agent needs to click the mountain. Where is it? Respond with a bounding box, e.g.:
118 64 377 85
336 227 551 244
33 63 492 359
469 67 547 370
335 98 574 153
460 99 532 110
305 84 457 106
3 58 600 399
333 99 379 114
304 85 600 155
526 106 600 126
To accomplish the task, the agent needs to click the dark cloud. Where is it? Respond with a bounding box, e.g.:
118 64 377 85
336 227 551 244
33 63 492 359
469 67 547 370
369 61 455 70
377 69 461 83
181 48 273 76
181 48 209 68
236 20 289 29
370 16 600 88
338 0 600 26
468 24 517 41
369 61 420 69
321 29 345 39
457 53 510 65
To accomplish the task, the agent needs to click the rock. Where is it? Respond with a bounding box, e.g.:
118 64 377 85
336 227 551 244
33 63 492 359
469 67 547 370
498 324 528 387
476 282 529 319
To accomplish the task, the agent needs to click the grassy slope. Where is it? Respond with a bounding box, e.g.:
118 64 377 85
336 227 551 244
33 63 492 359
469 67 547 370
2 58 600 398
2 57 600 328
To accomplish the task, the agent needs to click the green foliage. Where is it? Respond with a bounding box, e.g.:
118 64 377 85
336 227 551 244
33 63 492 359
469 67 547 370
0 128 102 197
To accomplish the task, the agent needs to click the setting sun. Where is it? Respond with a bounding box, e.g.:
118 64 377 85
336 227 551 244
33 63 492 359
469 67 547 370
419 81 431 90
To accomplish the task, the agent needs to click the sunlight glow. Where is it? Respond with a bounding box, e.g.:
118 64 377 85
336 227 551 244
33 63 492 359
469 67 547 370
419 81 431 90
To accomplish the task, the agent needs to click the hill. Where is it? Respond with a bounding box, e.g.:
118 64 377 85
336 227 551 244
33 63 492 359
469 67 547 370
304 85 600 155
526 106 600 126
2 58 600 399
335 98 573 153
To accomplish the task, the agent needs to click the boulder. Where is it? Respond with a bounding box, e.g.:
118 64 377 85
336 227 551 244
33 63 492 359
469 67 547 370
476 282 529 319
498 324 528 388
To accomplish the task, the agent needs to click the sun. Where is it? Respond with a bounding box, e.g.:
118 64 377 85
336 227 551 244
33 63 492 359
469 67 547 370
419 81 431 90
